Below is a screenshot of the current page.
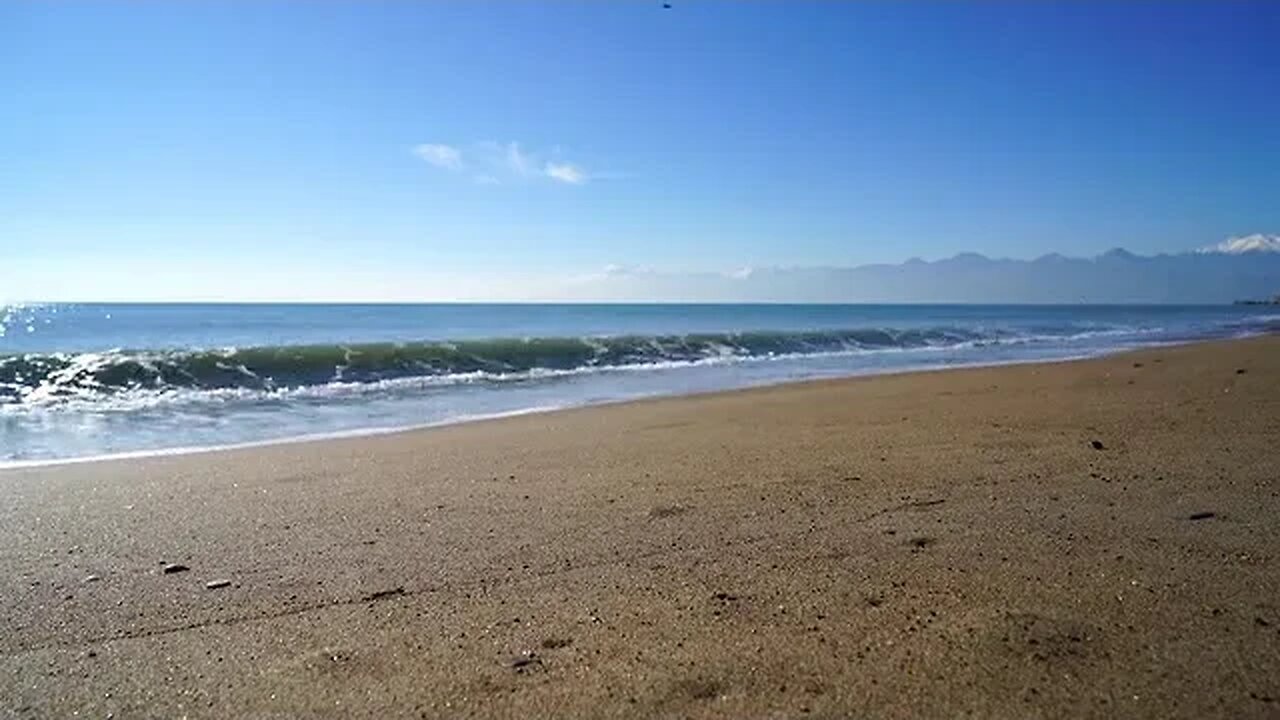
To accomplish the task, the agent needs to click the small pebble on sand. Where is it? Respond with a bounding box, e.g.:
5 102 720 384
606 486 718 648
162 563 189 575
206 579 232 589
509 652 542 670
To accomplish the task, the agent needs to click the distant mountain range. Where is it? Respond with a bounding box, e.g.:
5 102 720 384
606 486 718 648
563 235 1280 303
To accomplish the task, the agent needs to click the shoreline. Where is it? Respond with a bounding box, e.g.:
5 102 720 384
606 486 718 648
0 347 1134 471
0 404 572 471
4 334 1278 718
0 337 1206 472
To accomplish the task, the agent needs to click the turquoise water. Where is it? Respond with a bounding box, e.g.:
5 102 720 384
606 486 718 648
1 303 1275 464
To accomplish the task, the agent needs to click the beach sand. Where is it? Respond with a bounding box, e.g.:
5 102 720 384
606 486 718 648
2 336 1278 718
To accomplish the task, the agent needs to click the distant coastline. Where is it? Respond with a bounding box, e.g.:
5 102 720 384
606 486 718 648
1233 294 1280 305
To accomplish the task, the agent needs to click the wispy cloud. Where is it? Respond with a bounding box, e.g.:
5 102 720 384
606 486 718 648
504 142 534 177
544 162 587 185
411 143 463 170
412 140 595 186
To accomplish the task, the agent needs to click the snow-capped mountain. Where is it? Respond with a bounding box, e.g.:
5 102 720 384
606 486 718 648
1198 234 1280 255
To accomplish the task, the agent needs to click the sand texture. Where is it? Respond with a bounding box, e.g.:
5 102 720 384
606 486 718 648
2 336 1278 718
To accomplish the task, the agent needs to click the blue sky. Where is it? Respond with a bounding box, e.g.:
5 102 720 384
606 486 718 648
2 2 1278 301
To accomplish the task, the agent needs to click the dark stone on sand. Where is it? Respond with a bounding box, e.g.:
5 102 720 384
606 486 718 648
1090 440 1105 450
162 563 189 575
1236 368 1247 374
712 592 738 602
541 637 572 650
83 575 100 583
509 652 542 671
1133 362 1143 368
1189 511 1216 521
908 536 936 549
363 587 406 602
678 678 724 700
205 579 231 590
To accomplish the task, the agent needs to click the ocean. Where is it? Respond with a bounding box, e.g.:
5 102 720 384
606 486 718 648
1 303 1275 465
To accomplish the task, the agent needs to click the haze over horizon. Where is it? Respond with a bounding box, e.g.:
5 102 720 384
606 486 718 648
3 3 1278 302
3 236 1277 304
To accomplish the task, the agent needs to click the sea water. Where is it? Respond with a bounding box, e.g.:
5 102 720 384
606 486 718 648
1 303 1275 464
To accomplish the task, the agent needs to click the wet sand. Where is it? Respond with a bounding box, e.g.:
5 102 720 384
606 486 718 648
2 336 1278 718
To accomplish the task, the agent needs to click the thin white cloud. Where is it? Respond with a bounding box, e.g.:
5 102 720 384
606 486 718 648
414 140 595 186
545 162 587 185
411 143 463 170
569 263 655 285
505 142 533 177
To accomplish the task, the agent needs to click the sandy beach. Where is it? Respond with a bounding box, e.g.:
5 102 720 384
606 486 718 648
2 335 1277 718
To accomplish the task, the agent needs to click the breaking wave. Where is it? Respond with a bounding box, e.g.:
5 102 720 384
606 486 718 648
2 327 999 407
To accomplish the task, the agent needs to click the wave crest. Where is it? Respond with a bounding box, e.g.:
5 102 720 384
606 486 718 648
1 327 994 406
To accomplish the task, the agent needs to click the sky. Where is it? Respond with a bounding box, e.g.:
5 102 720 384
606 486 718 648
2 1 1278 301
